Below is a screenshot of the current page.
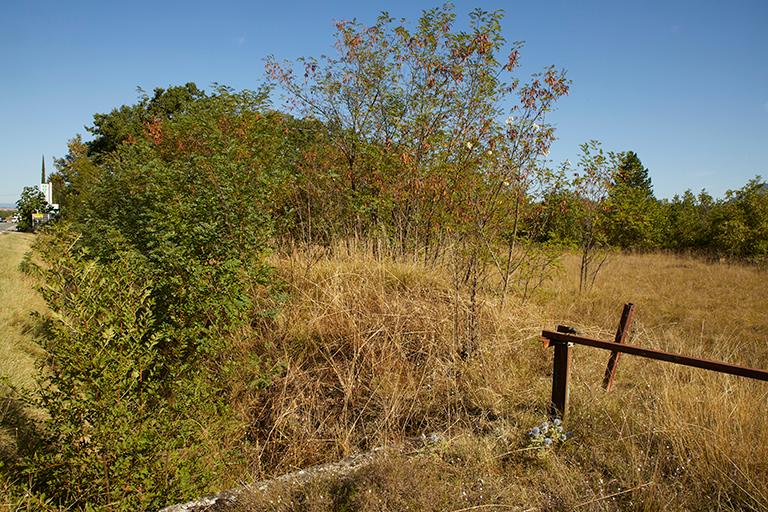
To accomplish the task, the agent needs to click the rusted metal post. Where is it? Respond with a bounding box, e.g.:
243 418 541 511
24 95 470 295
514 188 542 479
602 303 636 391
549 325 575 420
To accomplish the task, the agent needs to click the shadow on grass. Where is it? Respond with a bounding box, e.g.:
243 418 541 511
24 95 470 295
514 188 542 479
0 383 42 468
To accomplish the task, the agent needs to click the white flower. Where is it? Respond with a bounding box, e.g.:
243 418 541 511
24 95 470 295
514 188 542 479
505 115 515 126
532 123 540 132
466 141 474 150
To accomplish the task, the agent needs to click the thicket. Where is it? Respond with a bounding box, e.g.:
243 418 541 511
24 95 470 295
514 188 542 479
3 4 767 510
3 87 292 509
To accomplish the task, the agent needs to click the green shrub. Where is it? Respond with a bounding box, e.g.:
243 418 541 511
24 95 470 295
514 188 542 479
21 228 227 509
15 89 286 509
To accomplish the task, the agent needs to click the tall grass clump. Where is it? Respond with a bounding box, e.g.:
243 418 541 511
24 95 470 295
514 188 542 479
240 243 555 473
231 246 767 511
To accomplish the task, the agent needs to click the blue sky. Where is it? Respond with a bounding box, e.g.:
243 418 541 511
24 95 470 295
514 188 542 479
1 0 766 206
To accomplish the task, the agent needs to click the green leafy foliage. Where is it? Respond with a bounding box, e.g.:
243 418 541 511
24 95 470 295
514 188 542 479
658 178 768 261
87 82 206 159
568 141 616 291
14 87 287 510
711 177 768 260
52 135 102 214
662 190 714 250
27 230 214 509
65 87 284 370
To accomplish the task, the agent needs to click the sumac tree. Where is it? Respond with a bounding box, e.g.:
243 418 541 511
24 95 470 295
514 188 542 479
266 5 569 259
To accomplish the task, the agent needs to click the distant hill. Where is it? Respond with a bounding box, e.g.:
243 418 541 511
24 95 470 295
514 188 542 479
0 203 17 209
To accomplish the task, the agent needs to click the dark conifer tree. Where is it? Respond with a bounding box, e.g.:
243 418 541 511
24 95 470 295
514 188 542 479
615 151 653 197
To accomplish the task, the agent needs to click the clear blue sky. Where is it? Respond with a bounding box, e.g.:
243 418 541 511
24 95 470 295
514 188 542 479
1 0 766 206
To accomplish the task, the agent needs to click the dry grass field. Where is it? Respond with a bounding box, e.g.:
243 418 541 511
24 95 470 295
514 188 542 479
2 235 767 511
231 246 768 511
0 232 46 488
0 233 45 389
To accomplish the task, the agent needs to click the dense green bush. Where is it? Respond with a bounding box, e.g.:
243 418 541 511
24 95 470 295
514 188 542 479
658 178 768 261
14 88 287 510
27 229 219 509
710 177 768 260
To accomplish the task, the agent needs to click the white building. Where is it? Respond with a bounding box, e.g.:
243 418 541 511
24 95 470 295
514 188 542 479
38 182 59 212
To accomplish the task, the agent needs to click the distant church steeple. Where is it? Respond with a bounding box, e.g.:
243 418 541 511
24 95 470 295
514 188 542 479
41 155 46 183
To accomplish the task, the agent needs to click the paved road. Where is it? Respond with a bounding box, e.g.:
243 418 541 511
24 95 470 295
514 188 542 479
0 222 18 233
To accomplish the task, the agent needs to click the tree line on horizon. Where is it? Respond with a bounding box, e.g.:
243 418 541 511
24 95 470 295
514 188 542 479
4 5 767 510
19 84 768 264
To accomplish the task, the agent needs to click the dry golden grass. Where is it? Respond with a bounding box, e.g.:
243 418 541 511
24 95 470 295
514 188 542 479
0 232 47 493
2 234 766 510
229 246 768 511
0 233 45 389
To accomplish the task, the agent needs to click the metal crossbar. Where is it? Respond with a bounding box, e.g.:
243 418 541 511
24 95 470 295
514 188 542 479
541 304 768 420
542 330 768 382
